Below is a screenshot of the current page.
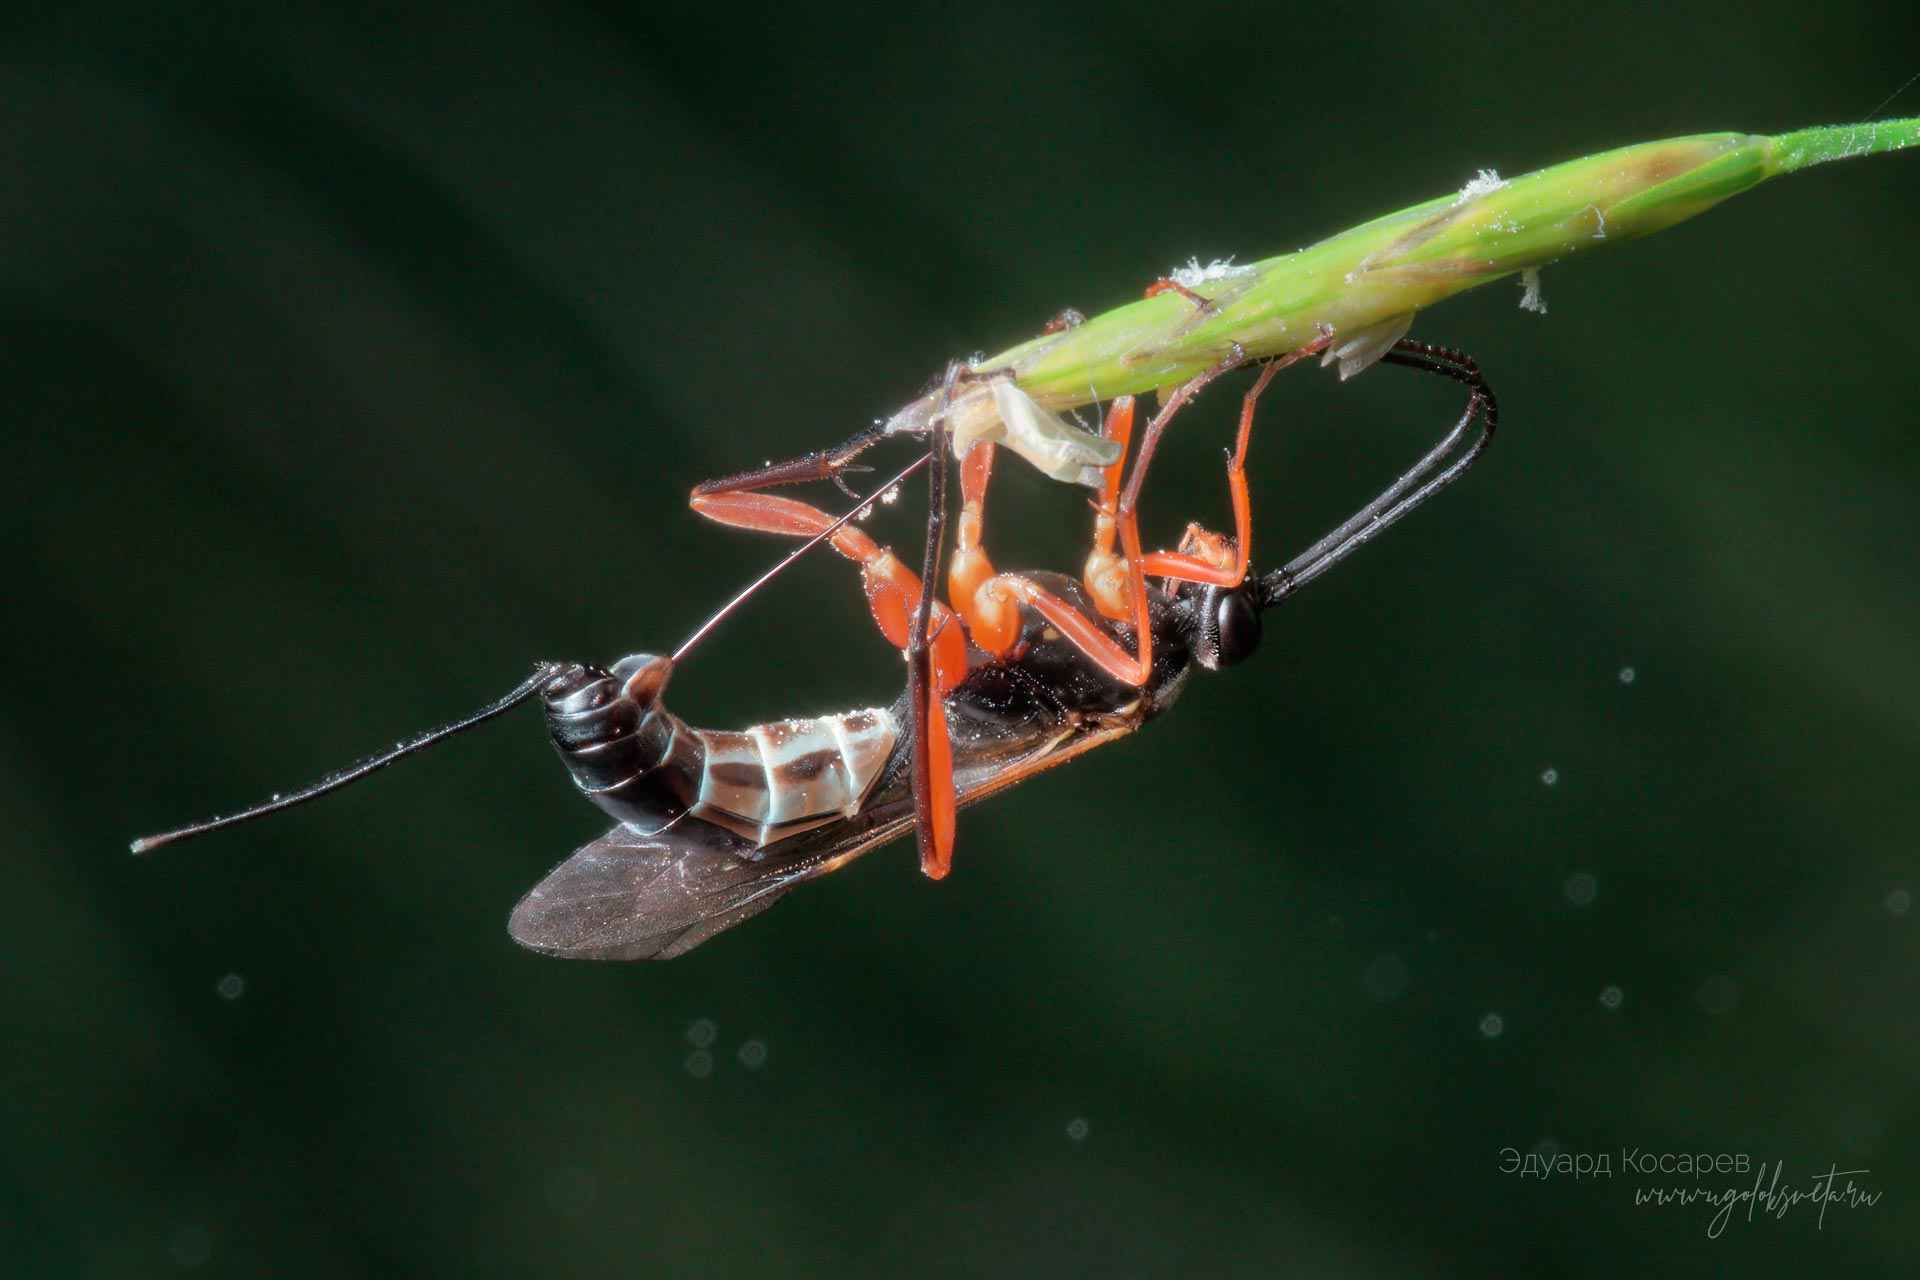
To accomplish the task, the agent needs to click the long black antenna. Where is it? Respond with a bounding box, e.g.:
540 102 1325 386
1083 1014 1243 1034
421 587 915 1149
134 451 934 854
1258 340 1497 607
131 663 563 853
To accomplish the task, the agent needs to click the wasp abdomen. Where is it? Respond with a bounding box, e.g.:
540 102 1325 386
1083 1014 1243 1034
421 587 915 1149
541 656 700 834
693 708 897 845
543 655 898 847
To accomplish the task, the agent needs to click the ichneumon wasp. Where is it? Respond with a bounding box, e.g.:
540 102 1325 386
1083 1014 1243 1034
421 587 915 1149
133 337 1495 959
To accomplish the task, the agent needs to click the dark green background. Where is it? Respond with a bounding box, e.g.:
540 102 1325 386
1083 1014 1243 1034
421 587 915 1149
5 3 1916 1276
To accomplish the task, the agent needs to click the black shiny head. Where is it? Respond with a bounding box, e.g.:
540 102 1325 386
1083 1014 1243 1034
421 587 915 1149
1193 583 1263 671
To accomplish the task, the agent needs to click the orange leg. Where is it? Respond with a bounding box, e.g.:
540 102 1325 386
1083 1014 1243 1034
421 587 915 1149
691 369 988 880
690 344 1307 871
1131 357 1285 588
1082 395 1138 621
951 374 1221 691
945 439 1031 658
975 344 1316 689
1041 355 1252 685
1117 340 1333 587
906 360 974 878
945 391 1164 687
694 482 964 877
689 489 969 694
692 425 887 502
945 439 995 611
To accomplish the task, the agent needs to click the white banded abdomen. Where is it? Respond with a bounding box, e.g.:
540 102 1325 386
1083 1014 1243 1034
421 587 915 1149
692 708 898 845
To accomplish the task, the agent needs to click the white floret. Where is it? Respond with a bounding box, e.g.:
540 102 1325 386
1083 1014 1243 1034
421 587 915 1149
1167 256 1257 289
1518 267 1548 314
1454 168 1510 204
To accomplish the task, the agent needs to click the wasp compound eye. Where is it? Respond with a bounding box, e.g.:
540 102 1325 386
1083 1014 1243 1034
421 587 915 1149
1198 586 1262 670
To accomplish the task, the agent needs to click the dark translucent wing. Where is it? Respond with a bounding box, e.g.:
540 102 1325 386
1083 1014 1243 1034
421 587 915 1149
509 813 915 961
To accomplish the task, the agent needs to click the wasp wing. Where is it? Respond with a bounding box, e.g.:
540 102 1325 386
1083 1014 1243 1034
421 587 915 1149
508 810 917 961
511 681 1152 960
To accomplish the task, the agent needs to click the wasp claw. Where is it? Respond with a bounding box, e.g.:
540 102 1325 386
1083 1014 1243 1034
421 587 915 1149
831 465 874 498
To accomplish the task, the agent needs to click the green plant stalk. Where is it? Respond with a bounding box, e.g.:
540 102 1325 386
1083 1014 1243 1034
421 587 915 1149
885 118 1920 470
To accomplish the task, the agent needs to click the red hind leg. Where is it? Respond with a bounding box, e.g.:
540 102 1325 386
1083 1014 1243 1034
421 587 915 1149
690 488 970 693
692 435 969 880
979 344 1313 689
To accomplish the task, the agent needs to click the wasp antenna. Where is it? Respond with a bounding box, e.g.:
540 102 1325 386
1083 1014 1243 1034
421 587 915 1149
130 662 564 854
1258 339 1496 608
670 450 932 665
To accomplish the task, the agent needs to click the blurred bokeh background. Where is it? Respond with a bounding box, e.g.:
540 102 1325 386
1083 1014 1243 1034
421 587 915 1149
4 3 1917 1276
